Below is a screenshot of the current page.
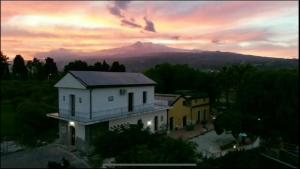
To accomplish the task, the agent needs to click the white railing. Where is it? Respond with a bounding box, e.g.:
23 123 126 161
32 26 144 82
58 102 168 123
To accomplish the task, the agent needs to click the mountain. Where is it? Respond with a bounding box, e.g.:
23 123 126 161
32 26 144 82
35 41 190 60
34 41 298 71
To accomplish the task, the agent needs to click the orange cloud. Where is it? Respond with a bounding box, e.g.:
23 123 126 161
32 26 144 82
1 1 298 60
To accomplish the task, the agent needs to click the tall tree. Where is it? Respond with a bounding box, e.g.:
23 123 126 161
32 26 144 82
27 58 45 80
44 57 58 80
64 60 88 72
12 55 28 80
102 60 110 71
0 51 10 79
110 61 121 72
93 62 103 71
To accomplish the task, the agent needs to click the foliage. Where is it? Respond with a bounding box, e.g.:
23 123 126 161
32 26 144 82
92 124 198 163
63 60 126 72
12 55 28 80
0 51 10 79
64 60 89 72
144 63 220 104
44 57 58 79
1 80 58 145
214 66 299 143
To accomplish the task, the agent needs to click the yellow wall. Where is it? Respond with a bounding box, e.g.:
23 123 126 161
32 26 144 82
168 97 210 130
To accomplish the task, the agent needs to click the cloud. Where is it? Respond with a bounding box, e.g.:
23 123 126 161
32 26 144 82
143 17 156 32
108 6 124 18
121 19 142 28
107 1 130 18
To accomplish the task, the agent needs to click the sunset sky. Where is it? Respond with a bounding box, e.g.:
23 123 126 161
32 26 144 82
1 1 299 60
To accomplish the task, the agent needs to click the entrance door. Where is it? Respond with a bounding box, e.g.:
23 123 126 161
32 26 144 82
70 94 75 116
169 117 174 130
70 126 75 145
154 116 158 131
183 116 187 127
128 93 133 112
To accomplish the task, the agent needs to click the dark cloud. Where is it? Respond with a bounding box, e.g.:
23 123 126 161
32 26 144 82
121 19 142 28
107 1 130 18
108 6 123 18
143 17 156 32
114 1 130 10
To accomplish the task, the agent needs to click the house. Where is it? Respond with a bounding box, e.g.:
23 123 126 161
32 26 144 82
47 71 169 148
155 92 211 130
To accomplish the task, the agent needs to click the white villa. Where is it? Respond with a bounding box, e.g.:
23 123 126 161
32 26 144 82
47 71 169 148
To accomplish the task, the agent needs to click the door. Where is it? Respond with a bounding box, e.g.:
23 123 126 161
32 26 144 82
128 93 134 112
70 126 75 145
197 111 200 123
169 117 174 130
70 95 75 116
183 116 187 127
154 116 158 131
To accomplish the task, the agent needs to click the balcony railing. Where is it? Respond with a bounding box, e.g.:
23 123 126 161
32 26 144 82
51 102 169 124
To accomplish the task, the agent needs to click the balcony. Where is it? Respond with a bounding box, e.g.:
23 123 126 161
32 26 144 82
47 102 169 125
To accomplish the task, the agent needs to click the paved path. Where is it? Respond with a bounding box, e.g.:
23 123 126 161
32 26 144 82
190 130 235 153
1 144 90 168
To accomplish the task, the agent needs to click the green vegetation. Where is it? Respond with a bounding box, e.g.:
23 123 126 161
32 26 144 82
145 63 299 144
1 80 58 146
92 124 198 164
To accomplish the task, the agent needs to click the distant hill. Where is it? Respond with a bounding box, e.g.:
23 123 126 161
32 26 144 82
34 41 298 72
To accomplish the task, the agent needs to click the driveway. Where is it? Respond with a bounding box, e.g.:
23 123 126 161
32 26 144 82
1 144 90 168
190 130 236 155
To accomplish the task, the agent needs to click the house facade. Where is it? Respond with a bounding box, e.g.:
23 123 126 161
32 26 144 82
155 93 211 130
47 71 169 148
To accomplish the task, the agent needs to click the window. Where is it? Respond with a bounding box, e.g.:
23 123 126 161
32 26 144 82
143 91 147 104
161 115 164 121
108 96 114 102
63 96 65 101
79 97 82 103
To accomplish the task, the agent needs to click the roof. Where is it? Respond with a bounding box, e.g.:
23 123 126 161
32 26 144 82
155 93 180 106
68 71 156 88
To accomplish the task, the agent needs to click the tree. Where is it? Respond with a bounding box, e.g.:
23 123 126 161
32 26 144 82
93 62 103 71
92 124 198 163
102 60 110 71
119 64 126 72
64 60 88 72
0 51 10 79
44 57 58 80
110 61 126 72
12 55 28 80
27 58 45 80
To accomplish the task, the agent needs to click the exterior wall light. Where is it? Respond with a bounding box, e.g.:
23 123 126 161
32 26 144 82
233 145 237 149
147 121 152 126
69 121 75 126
